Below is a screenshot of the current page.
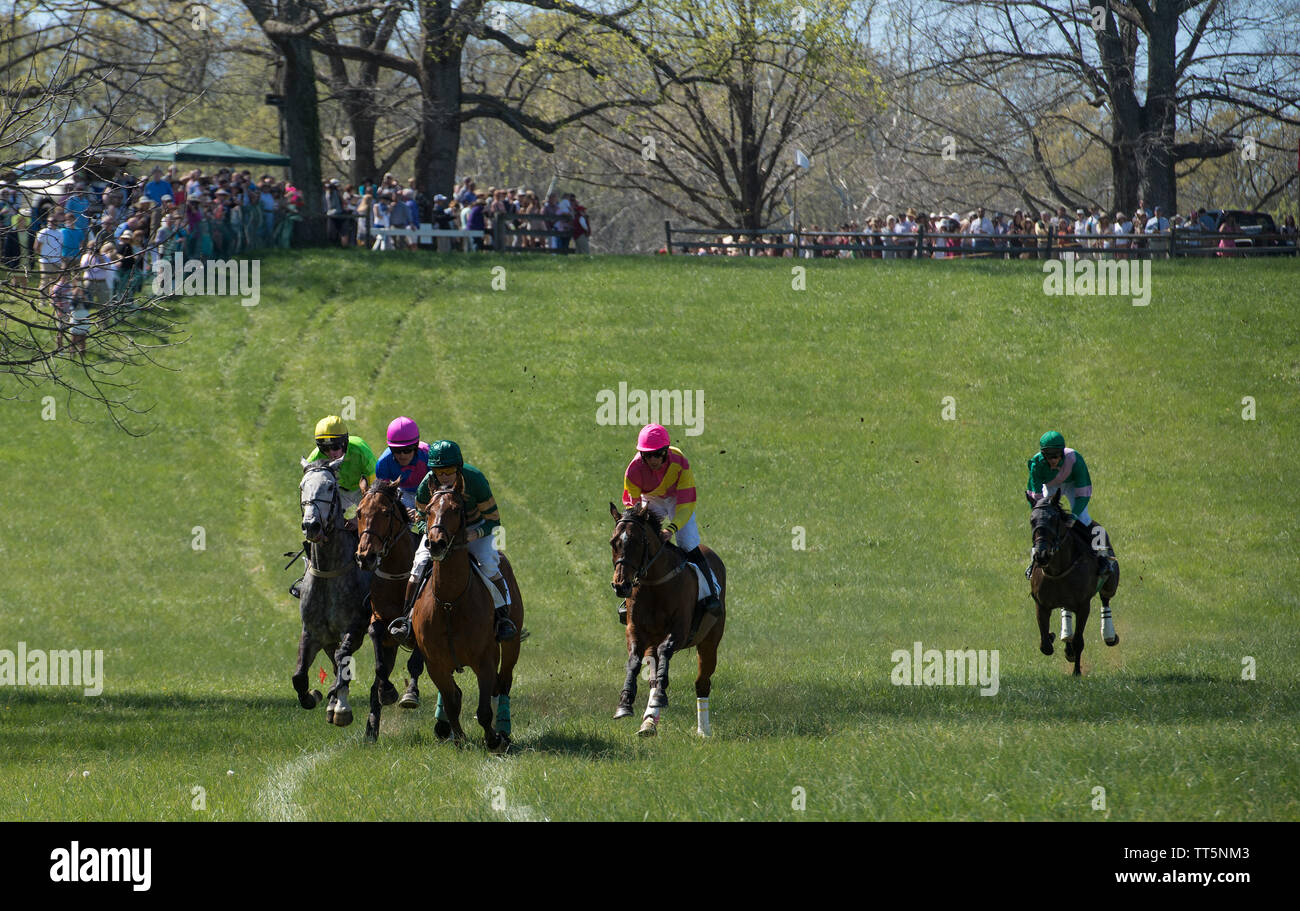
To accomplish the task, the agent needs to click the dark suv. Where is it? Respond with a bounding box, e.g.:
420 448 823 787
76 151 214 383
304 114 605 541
1206 209 1283 251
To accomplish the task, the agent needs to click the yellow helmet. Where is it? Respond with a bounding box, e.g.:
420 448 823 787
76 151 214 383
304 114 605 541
314 414 349 441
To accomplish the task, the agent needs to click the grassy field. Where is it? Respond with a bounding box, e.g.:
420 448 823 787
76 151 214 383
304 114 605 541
1 251 1297 821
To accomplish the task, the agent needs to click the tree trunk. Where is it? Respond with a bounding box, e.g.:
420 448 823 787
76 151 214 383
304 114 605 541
272 1 324 245
1139 6 1180 215
415 7 462 198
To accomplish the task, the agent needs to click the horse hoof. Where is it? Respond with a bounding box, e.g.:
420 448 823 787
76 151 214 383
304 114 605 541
490 734 511 754
638 719 658 737
614 705 633 720
379 681 399 706
1105 633 1119 647
1039 637 1054 656
325 705 335 724
300 689 322 709
332 708 353 727
434 720 452 741
398 691 420 709
364 720 378 743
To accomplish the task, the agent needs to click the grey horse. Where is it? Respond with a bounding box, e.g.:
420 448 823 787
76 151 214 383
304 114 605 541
292 459 371 726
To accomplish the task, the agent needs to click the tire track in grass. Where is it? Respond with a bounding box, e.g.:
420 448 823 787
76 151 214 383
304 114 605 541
477 755 547 821
257 744 341 821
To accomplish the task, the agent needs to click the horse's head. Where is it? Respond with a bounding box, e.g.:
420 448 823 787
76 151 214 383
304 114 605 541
424 473 467 562
356 480 404 571
299 458 343 543
609 500 662 597
1025 488 1065 567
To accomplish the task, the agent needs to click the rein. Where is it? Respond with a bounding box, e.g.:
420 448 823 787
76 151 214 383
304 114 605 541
1032 507 1088 580
615 515 685 587
359 487 412 580
424 487 475 671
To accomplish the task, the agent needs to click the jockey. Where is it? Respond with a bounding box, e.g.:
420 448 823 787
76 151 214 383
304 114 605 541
374 415 431 515
1026 430 1118 641
388 439 518 644
289 415 377 598
619 423 721 625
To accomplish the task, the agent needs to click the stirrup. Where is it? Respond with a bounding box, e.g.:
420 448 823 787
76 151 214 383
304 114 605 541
388 615 413 644
289 578 303 599
618 603 627 625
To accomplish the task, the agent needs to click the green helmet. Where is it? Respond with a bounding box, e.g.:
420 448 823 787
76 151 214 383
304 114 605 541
1039 430 1066 452
429 439 463 469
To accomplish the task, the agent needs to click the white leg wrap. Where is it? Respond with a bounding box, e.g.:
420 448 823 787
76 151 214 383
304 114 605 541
696 697 711 737
643 693 662 722
1061 609 1075 640
1101 605 1116 641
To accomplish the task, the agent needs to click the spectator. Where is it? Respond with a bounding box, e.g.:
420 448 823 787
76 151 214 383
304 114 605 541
81 241 117 306
1112 211 1133 258
49 276 75 351
59 212 83 269
570 193 590 254
1217 214 1242 257
466 193 487 250
1145 206 1169 233
144 168 172 205
67 285 91 355
35 216 64 291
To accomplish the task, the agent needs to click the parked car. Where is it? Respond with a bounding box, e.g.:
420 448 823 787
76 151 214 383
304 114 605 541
1204 209 1283 252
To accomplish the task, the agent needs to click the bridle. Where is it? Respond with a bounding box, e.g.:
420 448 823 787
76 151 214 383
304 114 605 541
357 485 409 579
613 512 682 588
1030 499 1088 579
300 465 342 540
424 487 468 562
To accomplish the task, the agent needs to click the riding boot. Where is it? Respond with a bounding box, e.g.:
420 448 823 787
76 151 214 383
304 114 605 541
687 547 722 615
388 576 422 644
491 577 517 642
1025 562 1034 580
1086 522 1113 581
290 576 304 599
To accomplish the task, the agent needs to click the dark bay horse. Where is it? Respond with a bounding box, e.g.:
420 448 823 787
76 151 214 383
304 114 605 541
293 460 371 724
355 481 427 743
1026 489 1120 676
609 501 725 737
411 478 524 752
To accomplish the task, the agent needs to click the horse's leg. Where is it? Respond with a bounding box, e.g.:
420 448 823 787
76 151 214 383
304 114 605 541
364 619 390 742
1073 605 1088 676
330 627 366 727
292 629 323 709
476 655 502 752
651 634 676 708
1036 598 1054 656
426 665 457 741
400 649 424 709
446 679 466 742
615 642 642 720
496 639 519 737
694 632 720 737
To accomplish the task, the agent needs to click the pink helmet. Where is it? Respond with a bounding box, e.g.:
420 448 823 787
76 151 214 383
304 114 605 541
386 416 420 448
636 423 671 452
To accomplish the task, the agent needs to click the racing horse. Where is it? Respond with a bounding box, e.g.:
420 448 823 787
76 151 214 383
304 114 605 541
354 480 427 742
609 500 725 737
292 459 371 725
1026 489 1120 676
411 478 524 752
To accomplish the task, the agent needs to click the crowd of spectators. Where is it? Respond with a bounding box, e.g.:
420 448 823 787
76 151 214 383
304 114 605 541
674 204 1299 257
330 173 592 253
0 163 302 352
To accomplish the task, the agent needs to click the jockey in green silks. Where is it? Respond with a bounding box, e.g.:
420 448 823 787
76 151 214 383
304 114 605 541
1026 430 1118 645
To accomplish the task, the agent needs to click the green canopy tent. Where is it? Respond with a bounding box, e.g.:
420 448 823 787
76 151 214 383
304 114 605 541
116 137 289 166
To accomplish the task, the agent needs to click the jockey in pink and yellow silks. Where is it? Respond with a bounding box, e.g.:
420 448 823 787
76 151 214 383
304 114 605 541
618 423 721 624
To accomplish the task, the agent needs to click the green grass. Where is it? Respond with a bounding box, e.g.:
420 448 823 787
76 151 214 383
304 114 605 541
1 251 1297 820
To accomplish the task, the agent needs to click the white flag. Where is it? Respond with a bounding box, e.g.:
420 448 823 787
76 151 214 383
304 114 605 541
795 149 811 170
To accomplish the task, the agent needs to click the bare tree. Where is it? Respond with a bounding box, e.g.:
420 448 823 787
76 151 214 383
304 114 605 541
549 0 880 231
883 0 1300 215
2 7 184 432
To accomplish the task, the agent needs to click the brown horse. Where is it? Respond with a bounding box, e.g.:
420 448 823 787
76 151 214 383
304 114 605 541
411 478 523 751
354 481 428 742
1027 489 1120 676
609 501 725 737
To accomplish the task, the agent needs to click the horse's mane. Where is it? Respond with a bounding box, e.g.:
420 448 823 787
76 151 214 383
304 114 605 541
622 500 663 536
367 478 404 508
